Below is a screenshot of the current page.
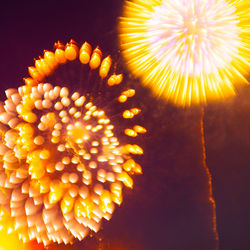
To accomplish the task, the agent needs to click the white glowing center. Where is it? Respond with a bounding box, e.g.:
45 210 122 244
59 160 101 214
146 0 240 75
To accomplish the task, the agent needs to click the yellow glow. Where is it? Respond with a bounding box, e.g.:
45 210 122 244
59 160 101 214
118 95 128 103
0 229 27 250
100 190 113 213
61 193 75 214
119 0 250 106
68 126 86 143
0 208 27 249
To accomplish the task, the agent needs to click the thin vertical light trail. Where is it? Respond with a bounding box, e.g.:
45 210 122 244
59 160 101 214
200 107 219 249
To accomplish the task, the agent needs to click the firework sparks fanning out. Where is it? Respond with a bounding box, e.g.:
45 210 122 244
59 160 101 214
0 40 146 245
119 0 250 106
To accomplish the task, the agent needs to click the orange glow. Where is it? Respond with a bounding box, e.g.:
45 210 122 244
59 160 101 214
65 39 79 61
100 56 112 78
107 74 123 86
119 0 250 106
79 42 92 64
133 125 147 134
124 128 137 137
89 46 103 70
54 41 67 64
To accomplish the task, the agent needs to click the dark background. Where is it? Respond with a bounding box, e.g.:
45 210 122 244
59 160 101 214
0 0 249 249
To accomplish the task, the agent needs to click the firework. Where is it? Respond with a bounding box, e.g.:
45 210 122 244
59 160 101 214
119 0 250 106
0 40 146 245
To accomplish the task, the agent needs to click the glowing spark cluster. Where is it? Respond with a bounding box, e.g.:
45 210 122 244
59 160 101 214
0 40 146 245
119 0 250 106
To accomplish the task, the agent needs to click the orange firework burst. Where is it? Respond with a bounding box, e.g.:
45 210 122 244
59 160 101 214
0 40 146 245
119 0 250 106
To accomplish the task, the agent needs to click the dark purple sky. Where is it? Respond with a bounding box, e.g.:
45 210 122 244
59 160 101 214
0 0 250 249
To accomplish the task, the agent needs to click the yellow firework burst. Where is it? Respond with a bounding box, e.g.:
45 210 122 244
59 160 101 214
119 0 250 106
0 40 146 245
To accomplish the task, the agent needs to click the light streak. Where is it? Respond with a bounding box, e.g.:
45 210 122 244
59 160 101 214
200 108 219 249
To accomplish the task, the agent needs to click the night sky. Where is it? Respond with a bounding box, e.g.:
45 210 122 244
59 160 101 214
0 0 250 249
